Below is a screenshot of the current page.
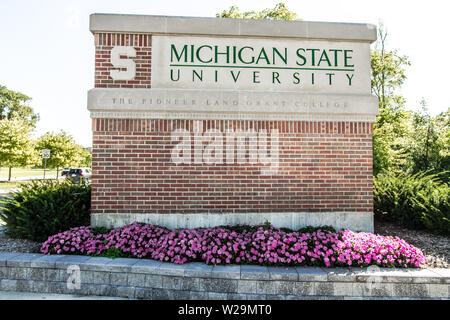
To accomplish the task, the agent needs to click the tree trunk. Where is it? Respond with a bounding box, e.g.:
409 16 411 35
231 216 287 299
424 121 431 170
8 166 12 182
57 166 59 179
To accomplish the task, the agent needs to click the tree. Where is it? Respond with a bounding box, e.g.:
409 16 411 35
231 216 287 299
36 131 80 178
0 85 39 128
74 145 92 168
370 24 412 176
217 2 300 20
407 101 450 181
370 24 410 109
0 118 37 181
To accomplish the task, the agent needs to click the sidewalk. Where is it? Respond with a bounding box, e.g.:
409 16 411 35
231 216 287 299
1 252 448 300
0 290 129 300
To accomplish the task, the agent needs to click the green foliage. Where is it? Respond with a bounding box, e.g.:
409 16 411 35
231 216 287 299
0 85 90 172
221 224 262 233
372 104 411 176
370 25 449 180
220 221 285 233
0 118 38 178
374 171 450 234
371 50 410 105
91 226 111 236
406 104 450 181
0 180 91 242
95 247 132 258
77 146 92 167
297 225 337 234
370 25 412 176
36 131 91 174
0 85 39 128
263 220 272 230
217 2 300 21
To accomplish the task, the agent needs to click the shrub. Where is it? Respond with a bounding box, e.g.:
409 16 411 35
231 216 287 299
0 180 91 242
374 171 450 234
413 185 449 234
41 222 426 268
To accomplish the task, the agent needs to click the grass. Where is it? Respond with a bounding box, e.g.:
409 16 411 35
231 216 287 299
0 179 62 191
0 181 22 190
0 167 59 179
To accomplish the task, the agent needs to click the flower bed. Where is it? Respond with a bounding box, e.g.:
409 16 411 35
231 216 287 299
40 222 426 268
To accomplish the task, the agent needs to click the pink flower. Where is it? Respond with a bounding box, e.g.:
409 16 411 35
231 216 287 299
40 222 425 268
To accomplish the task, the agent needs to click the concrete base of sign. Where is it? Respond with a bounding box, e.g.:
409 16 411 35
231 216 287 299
90 211 374 232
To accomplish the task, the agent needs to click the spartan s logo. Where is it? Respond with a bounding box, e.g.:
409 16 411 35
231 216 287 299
110 46 137 80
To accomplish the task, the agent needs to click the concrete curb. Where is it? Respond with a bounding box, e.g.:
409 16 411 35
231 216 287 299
0 252 449 300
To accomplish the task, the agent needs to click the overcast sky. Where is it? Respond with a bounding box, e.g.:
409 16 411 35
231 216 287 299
0 0 448 147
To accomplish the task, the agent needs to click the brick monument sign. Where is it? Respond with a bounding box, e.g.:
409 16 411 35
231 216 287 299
88 14 378 232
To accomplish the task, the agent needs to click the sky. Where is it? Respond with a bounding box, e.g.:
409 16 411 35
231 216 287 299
0 0 448 148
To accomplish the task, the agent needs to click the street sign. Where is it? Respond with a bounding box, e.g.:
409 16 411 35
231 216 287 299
42 149 51 159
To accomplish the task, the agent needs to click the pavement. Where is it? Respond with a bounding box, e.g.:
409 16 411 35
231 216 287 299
0 291 129 300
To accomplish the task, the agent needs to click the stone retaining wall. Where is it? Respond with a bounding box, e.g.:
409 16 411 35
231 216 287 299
0 252 448 300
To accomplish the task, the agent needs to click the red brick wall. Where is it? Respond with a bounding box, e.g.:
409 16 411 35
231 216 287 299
91 32 374 217
94 33 151 88
91 119 373 215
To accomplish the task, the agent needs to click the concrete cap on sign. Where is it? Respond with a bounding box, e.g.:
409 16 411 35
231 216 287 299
89 13 377 42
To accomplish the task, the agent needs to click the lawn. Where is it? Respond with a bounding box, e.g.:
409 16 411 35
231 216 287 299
0 167 59 180
0 181 22 190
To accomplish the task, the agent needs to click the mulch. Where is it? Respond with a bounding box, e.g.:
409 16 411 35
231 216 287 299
0 226 41 253
374 217 449 268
